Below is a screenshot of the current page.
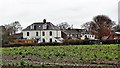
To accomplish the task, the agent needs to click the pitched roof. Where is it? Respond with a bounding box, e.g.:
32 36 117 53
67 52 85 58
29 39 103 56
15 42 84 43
12 33 23 39
62 29 81 35
23 21 59 31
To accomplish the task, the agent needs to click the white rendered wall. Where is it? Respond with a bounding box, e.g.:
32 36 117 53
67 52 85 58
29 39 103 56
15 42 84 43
22 30 61 42
40 30 61 42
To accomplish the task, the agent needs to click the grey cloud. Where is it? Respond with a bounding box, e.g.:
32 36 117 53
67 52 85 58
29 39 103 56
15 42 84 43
0 0 119 28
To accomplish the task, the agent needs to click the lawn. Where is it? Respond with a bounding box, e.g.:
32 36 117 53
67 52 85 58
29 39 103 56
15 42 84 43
0 44 119 67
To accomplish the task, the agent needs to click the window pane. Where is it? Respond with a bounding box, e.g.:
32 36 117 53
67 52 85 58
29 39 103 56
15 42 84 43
50 31 52 36
42 32 45 36
27 32 29 36
34 26 36 30
36 32 38 36
50 38 52 42
43 38 45 42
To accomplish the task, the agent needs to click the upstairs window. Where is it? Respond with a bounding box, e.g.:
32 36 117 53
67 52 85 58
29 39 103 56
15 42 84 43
27 32 29 36
43 24 47 29
36 32 38 36
42 31 45 36
50 31 52 36
31 26 33 29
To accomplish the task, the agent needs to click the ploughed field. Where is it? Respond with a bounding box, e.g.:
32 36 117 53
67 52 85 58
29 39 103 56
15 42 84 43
0 44 119 67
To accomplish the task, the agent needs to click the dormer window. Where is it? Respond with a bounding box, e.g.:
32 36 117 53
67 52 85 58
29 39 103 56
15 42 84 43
47 25 49 29
34 25 36 30
31 26 32 29
31 25 34 29
43 24 47 29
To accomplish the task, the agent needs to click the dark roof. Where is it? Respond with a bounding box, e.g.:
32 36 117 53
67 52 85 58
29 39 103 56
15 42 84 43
73 29 88 33
12 33 23 39
23 21 59 31
62 29 81 35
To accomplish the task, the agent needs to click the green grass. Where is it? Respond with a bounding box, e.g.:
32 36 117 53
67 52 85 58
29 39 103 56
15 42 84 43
1 44 119 66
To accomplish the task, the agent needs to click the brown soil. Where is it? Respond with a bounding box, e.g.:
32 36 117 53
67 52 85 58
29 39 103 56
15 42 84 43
1 55 119 66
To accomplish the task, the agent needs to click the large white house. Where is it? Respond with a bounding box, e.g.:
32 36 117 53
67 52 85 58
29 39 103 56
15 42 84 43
22 19 63 43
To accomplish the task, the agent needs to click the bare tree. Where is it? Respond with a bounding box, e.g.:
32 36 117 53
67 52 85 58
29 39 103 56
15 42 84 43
4 21 22 35
57 22 72 29
82 15 115 40
1 21 22 44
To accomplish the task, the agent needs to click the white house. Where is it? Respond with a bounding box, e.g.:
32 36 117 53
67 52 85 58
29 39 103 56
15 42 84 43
22 19 63 43
81 34 96 40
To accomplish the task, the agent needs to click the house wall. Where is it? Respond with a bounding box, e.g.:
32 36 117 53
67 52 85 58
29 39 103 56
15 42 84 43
40 30 61 42
22 30 61 43
23 30 40 39
81 34 95 40
61 31 81 40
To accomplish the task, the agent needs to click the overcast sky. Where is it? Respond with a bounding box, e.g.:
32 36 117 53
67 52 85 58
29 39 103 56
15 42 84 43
0 0 119 29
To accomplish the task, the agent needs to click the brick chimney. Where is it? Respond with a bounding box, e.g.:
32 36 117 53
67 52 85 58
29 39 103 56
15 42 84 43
43 19 46 23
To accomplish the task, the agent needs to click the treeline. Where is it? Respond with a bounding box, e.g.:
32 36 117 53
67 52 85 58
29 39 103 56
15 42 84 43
1 15 120 47
0 21 22 45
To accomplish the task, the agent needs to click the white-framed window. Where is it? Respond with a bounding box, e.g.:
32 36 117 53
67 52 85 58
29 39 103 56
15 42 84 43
43 38 45 42
36 32 38 36
50 38 52 42
42 31 45 36
50 31 52 36
27 32 29 36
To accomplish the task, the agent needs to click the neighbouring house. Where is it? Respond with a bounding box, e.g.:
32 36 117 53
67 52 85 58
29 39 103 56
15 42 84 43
61 29 81 40
81 34 96 40
22 19 63 43
11 33 23 39
114 32 120 39
79 29 96 40
107 32 120 40
101 32 120 40
61 28 96 40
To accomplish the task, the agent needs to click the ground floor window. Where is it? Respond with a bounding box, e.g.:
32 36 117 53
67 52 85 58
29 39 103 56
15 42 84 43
50 38 52 43
43 38 45 42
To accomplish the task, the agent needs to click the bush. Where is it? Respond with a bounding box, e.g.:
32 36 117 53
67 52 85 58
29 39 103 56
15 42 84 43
63 39 81 45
